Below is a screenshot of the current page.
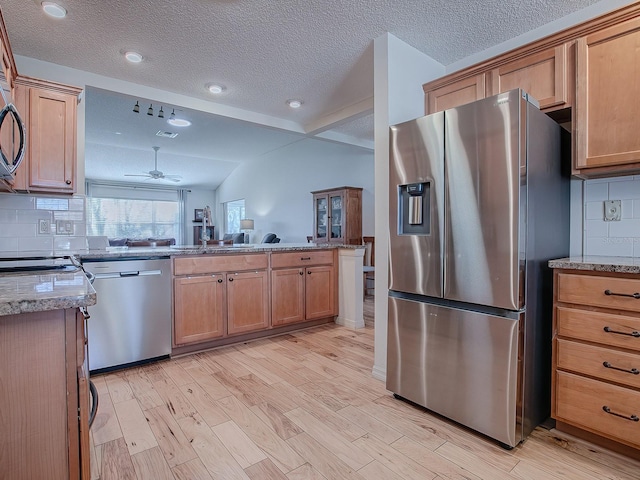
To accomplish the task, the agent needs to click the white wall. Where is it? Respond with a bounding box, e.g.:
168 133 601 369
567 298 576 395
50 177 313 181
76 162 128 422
215 138 374 244
372 33 446 381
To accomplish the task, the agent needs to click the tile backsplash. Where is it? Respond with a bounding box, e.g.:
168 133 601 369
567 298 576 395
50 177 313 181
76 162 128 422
583 175 640 257
0 193 87 253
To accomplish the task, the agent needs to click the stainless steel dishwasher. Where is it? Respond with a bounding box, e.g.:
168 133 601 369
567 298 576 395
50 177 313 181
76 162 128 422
83 257 172 373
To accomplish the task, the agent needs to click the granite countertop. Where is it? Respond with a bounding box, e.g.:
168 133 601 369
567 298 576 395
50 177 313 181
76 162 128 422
78 242 362 260
548 256 640 274
0 269 96 316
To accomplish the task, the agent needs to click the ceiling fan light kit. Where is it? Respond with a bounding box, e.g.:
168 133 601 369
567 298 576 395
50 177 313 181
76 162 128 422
124 146 182 183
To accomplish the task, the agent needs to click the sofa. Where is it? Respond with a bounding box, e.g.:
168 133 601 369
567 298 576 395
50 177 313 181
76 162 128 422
108 237 176 247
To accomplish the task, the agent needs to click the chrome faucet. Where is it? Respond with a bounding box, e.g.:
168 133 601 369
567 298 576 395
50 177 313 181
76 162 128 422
202 205 212 247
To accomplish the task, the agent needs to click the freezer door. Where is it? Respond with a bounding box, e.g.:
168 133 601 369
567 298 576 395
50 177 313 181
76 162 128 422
389 112 445 297
387 295 521 447
444 89 525 311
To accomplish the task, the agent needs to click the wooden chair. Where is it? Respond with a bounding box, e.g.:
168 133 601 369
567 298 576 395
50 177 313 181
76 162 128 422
363 236 375 297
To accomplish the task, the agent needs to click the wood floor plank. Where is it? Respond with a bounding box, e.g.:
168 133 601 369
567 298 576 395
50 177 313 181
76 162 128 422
286 463 329 480
212 420 268 468
245 458 289 479
213 370 264 406
434 442 522 480
160 361 195 386
286 432 366 480
152 377 197 420
100 437 137 480
249 381 302 413
145 405 198 468
89 430 102 480
357 460 405 480
217 394 306 473
227 348 285 385
353 433 438 480
208 351 254 378
285 407 373 470
125 371 165 411
113 398 159 456
130 446 175 480
297 381 351 411
177 413 250 480
177 382 231 427
140 362 169 383
181 363 232 400
105 373 135 403
172 458 214 480
336 405 403 445
509 459 565 480
91 392 124 446
250 402 304 440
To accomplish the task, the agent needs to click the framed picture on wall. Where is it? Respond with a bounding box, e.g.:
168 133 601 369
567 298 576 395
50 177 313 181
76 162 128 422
194 208 204 222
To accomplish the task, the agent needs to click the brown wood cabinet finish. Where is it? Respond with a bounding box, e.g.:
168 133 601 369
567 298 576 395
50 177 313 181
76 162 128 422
271 268 305 326
575 17 640 174
226 270 270 335
552 269 640 453
12 77 81 193
312 187 362 245
0 308 88 479
425 74 486 114
173 274 225 345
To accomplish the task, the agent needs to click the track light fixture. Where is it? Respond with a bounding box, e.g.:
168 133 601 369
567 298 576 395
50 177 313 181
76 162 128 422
133 101 140 113
147 104 154 116
158 107 164 119
132 102 191 126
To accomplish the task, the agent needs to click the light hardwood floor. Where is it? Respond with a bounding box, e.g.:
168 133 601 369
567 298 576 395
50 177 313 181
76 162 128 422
90 321 640 480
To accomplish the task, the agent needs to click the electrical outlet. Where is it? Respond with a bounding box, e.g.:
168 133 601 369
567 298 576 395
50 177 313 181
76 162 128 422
38 219 50 234
604 200 621 222
55 220 74 235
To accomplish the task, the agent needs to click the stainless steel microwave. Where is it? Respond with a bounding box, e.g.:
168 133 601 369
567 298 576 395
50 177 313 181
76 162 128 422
0 65 25 180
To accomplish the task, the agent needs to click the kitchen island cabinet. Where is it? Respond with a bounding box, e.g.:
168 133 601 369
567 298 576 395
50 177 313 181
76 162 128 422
174 273 225 345
550 257 640 458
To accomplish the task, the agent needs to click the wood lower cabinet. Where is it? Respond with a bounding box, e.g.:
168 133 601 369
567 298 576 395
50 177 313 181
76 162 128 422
0 308 88 479
552 269 640 452
174 273 225 345
575 17 640 175
227 270 269 335
271 250 336 326
12 76 81 193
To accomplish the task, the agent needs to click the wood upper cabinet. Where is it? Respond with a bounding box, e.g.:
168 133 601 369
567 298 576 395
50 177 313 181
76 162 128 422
425 74 486 114
312 186 362 245
489 44 570 111
227 270 269 335
552 269 640 451
173 274 225 345
12 77 81 193
271 250 336 326
575 17 640 174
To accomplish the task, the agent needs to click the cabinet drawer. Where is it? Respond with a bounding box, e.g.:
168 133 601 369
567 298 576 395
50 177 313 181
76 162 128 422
557 273 640 313
557 338 640 389
271 250 333 268
174 254 268 276
555 371 640 449
557 306 640 351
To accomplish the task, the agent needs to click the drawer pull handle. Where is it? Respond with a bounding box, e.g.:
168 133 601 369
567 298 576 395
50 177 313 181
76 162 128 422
604 289 640 299
603 326 640 338
301 257 311 261
602 406 639 422
603 361 640 375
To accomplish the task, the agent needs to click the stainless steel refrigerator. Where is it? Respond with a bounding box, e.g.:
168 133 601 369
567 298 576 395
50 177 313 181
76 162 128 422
387 89 569 448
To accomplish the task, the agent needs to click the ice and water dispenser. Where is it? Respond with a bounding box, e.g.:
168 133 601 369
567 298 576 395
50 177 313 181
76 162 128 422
398 182 430 235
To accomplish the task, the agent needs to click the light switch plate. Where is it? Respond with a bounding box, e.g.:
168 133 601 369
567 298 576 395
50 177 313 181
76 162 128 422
38 219 50 234
604 200 621 222
55 220 74 235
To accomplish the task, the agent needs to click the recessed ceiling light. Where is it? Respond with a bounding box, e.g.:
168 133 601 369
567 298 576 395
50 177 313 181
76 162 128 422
287 99 303 109
124 51 144 63
41 2 67 18
207 84 225 94
167 118 191 127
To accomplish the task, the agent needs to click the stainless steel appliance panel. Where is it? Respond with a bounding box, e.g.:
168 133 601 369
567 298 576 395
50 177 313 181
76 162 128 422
387 295 521 446
389 112 445 297
85 258 171 371
444 90 525 311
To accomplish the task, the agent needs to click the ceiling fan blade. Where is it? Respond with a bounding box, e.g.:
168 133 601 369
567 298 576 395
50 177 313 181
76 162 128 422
124 174 151 177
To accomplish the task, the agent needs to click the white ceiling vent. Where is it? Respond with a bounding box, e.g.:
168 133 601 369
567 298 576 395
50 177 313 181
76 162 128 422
156 130 178 138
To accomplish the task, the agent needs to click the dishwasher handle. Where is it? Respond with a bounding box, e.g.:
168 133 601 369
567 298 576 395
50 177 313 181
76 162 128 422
92 269 163 280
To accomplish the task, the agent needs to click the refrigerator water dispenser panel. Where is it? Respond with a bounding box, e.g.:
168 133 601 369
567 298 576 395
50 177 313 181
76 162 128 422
399 182 430 235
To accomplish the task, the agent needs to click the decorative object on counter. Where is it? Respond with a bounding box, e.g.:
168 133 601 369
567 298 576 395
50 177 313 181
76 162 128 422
194 208 204 222
261 233 277 243
240 218 254 243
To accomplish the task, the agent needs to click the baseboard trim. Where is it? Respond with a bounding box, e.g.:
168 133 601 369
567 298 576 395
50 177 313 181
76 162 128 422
372 364 386 382
336 315 365 329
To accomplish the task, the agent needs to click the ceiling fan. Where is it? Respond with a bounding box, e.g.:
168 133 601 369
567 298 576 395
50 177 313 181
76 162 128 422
124 146 181 182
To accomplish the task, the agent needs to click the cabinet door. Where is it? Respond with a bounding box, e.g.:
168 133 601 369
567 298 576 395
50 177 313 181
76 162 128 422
328 191 345 243
490 44 569 110
575 17 640 171
305 265 335 320
313 193 329 242
227 270 269 335
425 74 486 114
174 274 225 345
28 86 76 192
272 268 305 326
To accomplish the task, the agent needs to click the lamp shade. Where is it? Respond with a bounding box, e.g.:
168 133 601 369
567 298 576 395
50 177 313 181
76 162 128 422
240 219 254 230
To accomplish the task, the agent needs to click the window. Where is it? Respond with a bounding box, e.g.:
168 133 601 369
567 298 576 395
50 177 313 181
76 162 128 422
224 199 245 234
86 183 183 240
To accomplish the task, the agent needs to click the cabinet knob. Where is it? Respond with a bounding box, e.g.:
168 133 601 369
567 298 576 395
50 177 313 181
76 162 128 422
299 271 304 275
229 277 234 282
307 271 312 275
65 179 72 185
217 278 223 283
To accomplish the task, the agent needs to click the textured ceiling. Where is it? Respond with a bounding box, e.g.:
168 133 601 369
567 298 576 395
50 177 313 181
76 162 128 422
0 0 614 187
